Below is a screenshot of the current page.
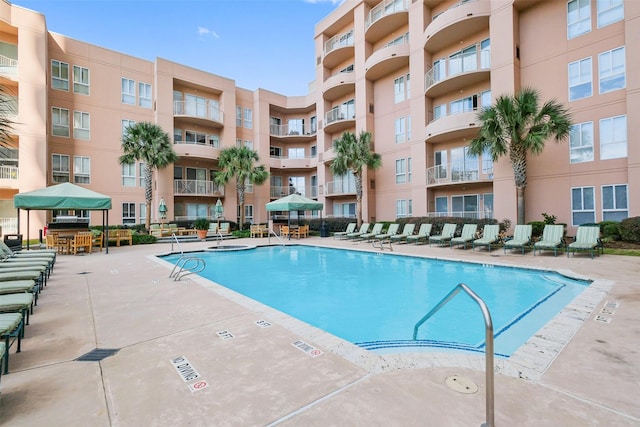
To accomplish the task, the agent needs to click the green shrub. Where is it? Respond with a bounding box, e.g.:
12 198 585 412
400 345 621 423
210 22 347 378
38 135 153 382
599 221 621 241
528 221 545 238
133 233 156 245
619 217 640 243
233 229 250 238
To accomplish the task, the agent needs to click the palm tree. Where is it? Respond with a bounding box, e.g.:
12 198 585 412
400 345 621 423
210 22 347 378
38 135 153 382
119 122 178 231
0 84 16 148
330 131 382 227
468 88 571 225
214 146 269 228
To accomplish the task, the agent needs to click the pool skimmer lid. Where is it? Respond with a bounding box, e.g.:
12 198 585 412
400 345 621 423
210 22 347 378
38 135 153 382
445 375 478 394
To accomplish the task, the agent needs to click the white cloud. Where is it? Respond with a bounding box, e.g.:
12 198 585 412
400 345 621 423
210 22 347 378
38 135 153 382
197 27 219 39
303 0 345 5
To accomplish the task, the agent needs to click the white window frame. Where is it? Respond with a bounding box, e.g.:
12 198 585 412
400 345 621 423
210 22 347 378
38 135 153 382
122 163 136 187
568 57 592 101
597 0 623 28
72 65 89 95
122 202 136 225
52 60 69 91
73 111 90 140
122 119 135 135
52 107 70 137
139 203 147 225
396 199 407 217
395 159 406 184
602 184 628 221
394 75 405 103
52 154 70 183
407 157 412 183
568 0 591 39
139 162 146 187
569 121 594 163
138 82 152 108
236 106 242 127
395 117 406 143
435 196 448 216
433 104 446 120
121 77 136 105
598 46 625 94
73 156 91 184
243 108 253 129
571 186 596 225
599 115 627 160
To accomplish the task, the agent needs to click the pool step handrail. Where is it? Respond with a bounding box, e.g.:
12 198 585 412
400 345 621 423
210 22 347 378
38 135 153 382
169 255 206 281
413 283 495 427
170 233 184 254
267 228 285 246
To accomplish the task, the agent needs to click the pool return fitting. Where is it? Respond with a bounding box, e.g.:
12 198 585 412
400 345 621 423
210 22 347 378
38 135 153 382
413 283 495 427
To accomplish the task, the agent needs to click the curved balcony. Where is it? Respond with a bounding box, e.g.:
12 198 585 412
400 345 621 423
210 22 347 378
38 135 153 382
0 54 18 81
323 71 355 102
365 39 410 81
324 180 356 197
269 155 317 170
424 49 490 97
365 0 409 44
425 110 479 143
0 165 18 189
424 0 491 53
173 100 224 128
426 161 493 188
173 141 221 160
324 111 355 135
174 180 225 197
270 186 318 199
269 123 317 141
323 30 355 69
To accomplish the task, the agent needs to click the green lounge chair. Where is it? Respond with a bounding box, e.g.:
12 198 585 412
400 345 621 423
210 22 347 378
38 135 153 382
503 224 533 255
0 312 24 374
407 224 432 245
345 223 370 240
334 223 356 240
429 223 457 247
533 224 565 256
450 224 478 250
472 224 500 252
567 226 601 258
374 223 400 241
358 223 384 242
390 223 415 244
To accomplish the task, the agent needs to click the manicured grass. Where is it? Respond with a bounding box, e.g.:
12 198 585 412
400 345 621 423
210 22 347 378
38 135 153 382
603 248 640 257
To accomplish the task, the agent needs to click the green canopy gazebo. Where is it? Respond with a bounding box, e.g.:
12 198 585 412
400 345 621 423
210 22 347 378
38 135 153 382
13 182 112 252
265 193 323 238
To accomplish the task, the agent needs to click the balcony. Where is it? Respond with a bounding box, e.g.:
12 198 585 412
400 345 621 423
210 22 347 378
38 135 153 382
0 165 18 188
270 186 318 199
0 55 18 80
365 35 410 81
365 0 409 44
325 180 356 196
425 109 479 143
426 210 493 220
424 0 491 53
323 30 355 69
174 100 224 128
173 141 221 159
269 123 317 140
269 155 317 169
426 161 493 187
324 107 355 134
174 180 225 197
424 48 490 97
323 70 355 102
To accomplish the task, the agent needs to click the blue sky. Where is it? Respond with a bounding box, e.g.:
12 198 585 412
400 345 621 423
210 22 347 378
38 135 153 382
15 0 344 96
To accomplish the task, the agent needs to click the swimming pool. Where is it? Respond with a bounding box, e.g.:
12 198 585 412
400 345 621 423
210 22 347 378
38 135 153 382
162 246 590 357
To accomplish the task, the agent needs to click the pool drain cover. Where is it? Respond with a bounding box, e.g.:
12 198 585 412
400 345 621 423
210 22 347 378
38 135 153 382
76 348 120 362
445 375 478 394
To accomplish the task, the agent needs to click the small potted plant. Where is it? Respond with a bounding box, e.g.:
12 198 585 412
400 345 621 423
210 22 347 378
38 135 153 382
192 218 210 239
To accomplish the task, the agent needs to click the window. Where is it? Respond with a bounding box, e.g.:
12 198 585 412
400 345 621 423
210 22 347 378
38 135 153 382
208 134 220 148
52 60 69 91
435 196 448 216
122 203 136 225
122 119 135 135
407 115 411 141
73 65 89 95
602 184 628 221
310 116 317 133
452 195 479 219
185 94 206 117
270 146 283 157
288 148 304 159
289 176 306 197
483 193 494 219
481 90 491 108
121 78 136 105
480 38 491 68
139 203 147 225
395 159 406 184
310 145 317 157
244 108 253 129
407 157 412 183
450 94 477 114
600 115 626 159
236 106 242 127
244 140 253 150
568 0 591 39
139 162 146 187
52 107 70 137
433 104 446 120
139 82 152 108
571 187 595 225
396 200 407 217
432 59 446 83
434 150 447 179
122 163 136 187
449 45 477 76
333 202 355 218
73 156 90 184
52 154 70 183
597 0 623 28
395 117 406 143
288 118 304 135
73 111 90 140
569 121 594 163
186 130 208 144
568 57 592 101
174 128 183 143
394 76 405 103
244 205 254 223
599 46 625 94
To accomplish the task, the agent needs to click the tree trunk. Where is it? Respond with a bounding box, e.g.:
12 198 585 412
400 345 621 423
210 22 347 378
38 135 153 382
144 164 153 231
516 186 525 225
355 173 363 227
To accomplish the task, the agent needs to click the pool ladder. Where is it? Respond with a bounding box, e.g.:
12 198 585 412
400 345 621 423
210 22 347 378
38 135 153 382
169 234 206 281
413 283 495 427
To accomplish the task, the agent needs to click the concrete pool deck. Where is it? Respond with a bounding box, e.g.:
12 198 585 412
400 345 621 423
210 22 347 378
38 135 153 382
0 237 638 426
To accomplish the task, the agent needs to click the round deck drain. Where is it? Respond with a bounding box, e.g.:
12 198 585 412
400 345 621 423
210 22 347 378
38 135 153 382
445 375 478 394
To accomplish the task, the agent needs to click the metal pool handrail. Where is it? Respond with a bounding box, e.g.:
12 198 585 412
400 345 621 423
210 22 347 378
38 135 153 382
413 283 495 427
170 233 184 254
267 228 285 246
169 255 206 281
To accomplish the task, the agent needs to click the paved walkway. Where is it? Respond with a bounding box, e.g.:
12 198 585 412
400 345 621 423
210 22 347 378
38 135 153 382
0 237 638 426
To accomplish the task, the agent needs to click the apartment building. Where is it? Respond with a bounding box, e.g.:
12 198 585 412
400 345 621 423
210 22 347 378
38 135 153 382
0 0 637 237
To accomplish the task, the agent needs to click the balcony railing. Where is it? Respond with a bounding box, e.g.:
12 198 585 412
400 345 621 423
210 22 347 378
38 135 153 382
0 54 18 79
366 0 409 28
324 30 355 56
0 165 18 180
325 106 355 126
432 0 478 21
174 179 225 196
270 186 318 199
426 161 493 185
425 47 490 89
426 210 493 220
325 180 356 196
174 101 223 123
270 123 317 137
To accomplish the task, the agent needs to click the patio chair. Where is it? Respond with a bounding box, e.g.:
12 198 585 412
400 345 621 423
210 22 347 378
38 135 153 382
374 223 400 241
92 232 104 252
450 224 478 250
334 223 356 240
0 312 24 374
357 223 384 242
390 223 415 244
533 224 565 256
472 224 500 252
407 224 432 245
280 225 291 239
503 224 533 255
567 226 602 258
345 223 370 241
70 232 93 255
429 223 457 247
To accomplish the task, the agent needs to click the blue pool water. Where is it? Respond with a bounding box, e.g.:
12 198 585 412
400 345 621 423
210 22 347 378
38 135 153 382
162 246 590 357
